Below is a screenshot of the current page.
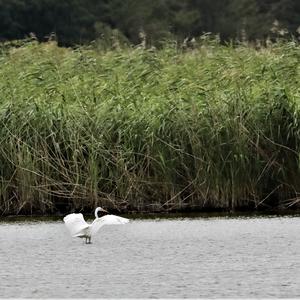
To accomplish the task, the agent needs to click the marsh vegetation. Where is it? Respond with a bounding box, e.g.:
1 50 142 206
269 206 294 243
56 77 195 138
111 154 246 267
0 38 300 215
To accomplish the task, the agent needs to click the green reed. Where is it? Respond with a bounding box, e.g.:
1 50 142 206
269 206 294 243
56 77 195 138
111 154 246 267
0 38 299 215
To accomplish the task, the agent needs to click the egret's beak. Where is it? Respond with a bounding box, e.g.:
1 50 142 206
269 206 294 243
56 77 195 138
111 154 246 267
102 209 108 213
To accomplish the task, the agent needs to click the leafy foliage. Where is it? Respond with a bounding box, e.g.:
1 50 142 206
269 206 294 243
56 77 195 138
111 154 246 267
0 0 299 46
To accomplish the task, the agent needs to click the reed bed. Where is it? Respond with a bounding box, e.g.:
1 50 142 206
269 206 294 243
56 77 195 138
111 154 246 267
0 38 300 215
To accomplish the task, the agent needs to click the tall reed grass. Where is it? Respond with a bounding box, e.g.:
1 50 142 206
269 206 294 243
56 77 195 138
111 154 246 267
0 38 300 215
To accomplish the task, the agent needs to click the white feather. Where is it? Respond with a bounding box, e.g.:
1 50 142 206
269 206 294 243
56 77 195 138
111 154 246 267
91 214 130 235
63 213 90 237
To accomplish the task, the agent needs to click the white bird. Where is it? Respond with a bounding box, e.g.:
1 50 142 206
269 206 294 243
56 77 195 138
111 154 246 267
63 207 129 244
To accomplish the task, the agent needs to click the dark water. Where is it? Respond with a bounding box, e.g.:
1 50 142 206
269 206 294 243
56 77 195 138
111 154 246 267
0 215 299 298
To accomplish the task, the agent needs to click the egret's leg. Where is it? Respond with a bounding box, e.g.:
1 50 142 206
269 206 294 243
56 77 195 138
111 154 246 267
89 237 92 244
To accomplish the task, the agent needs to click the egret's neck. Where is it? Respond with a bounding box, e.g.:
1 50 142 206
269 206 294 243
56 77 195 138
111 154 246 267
94 208 99 219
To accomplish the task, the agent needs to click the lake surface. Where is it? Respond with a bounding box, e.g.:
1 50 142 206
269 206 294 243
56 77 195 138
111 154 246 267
0 215 299 298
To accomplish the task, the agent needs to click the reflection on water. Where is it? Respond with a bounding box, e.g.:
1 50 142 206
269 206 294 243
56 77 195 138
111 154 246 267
0 215 299 298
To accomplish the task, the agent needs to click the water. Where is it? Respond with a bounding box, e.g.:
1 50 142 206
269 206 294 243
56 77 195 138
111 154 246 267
0 215 299 298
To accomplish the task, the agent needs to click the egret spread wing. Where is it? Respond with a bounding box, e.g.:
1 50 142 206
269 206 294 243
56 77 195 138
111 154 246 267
63 213 90 237
91 214 129 236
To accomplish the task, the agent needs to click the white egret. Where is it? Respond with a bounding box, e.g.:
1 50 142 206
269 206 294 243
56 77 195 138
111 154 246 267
63 207 129 244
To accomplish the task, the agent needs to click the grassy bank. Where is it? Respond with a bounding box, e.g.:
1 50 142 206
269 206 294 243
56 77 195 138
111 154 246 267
0 38 300 215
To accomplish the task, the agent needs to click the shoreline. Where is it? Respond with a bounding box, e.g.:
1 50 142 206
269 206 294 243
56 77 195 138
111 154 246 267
2 208 300 221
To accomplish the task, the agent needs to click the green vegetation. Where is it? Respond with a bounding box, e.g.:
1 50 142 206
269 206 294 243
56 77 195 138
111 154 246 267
0 38 300 215
0 0 299 46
